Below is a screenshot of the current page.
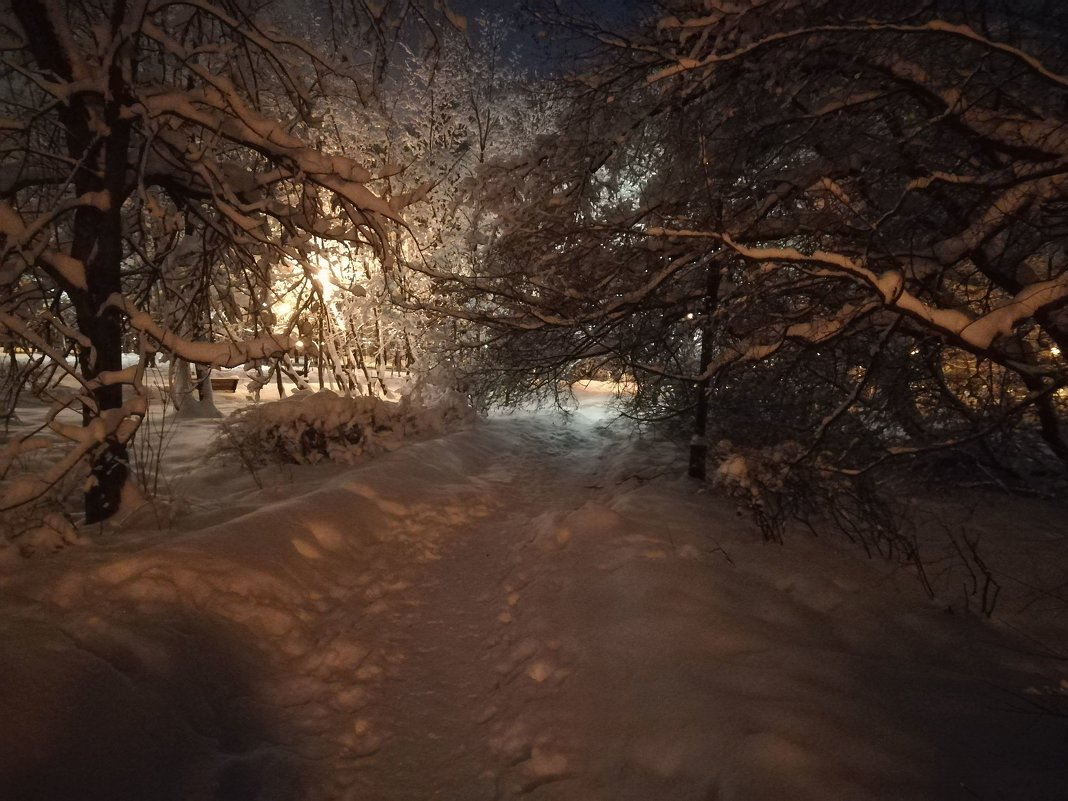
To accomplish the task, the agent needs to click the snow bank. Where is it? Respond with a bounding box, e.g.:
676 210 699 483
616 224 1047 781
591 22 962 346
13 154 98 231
216 389 473 465
1 383 1065 800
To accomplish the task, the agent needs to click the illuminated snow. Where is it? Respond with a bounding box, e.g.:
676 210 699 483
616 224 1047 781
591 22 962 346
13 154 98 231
0 382 1065 800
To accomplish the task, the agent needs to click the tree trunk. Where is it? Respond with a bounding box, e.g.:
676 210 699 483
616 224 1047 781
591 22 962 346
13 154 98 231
78 303 129 524
689 263 722 480
317 314 325 389
71 170 130 522
17 0 140 523
195 363 220 410
76 122 133 522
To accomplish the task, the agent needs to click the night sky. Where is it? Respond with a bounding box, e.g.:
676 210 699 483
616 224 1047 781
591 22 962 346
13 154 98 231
447 0 651 68
448 0 648 19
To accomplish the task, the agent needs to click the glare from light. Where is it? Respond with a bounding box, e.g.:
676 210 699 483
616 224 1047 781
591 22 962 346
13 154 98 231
317 266 336 301
1052 345 1062 357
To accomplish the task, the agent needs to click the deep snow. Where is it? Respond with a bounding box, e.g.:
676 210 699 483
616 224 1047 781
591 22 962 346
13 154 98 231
1 383 1066 800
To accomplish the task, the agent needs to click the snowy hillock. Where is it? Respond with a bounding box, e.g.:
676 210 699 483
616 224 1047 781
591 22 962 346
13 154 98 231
216 389 474 466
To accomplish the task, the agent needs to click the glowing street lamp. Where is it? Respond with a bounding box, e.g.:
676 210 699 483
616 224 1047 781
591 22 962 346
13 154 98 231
315 266 336 301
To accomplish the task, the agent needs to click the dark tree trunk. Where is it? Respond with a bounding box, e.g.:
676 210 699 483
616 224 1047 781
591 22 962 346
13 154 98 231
17 0 137 522
195 363 210 401
69 160 129 523
689 263 722 480
77 302 129 524
75 113 133 522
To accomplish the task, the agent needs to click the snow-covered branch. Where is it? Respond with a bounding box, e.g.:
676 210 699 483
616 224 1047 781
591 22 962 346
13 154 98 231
107 294 293 367
647 19 1068 93
645 228 1068 354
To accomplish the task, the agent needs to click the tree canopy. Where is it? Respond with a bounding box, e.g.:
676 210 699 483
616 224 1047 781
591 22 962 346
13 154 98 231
407 0 1068 505
0 0 447 520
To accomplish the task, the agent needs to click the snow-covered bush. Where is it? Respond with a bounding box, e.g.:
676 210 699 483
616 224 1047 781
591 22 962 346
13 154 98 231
0 505 84 562
217 389 473 466
713 443 1027 614
713 441 929 582
8 511 83 557
713 442 813 544
0 430 88 559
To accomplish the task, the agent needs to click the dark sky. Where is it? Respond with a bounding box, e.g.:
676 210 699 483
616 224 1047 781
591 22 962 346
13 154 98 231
446 0 651 69
448 0 648 21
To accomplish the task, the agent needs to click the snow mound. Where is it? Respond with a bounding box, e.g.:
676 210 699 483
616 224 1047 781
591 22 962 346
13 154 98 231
217 389 473 465
0 511 84 563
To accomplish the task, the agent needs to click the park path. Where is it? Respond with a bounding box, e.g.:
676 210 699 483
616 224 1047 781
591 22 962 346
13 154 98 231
3 401 1065 801
338 414 622 799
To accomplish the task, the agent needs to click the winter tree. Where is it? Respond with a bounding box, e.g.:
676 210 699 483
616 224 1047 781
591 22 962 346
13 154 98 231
382 13 561 388
412 0 1068 508
0 0 449 522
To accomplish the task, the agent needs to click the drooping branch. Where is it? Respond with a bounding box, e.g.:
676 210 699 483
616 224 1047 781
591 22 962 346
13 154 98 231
106 294 293 367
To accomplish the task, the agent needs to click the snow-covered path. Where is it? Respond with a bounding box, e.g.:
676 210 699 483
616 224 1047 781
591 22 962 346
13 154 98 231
2 397 1067 800
347 420 588 800
345 414 636 799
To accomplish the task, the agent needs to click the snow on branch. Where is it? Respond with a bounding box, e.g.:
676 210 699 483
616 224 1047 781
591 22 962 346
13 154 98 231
0 401 146 513
647 19 1068 91
932 176 1065 265
0 202 90 290
702 302 876 379
106 294 293 367
136 87 404 228
0 311 94 400
645 228 1068 353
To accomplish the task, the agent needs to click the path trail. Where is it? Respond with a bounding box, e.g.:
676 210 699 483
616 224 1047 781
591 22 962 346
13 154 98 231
346 415 615 799
1 397 1066 801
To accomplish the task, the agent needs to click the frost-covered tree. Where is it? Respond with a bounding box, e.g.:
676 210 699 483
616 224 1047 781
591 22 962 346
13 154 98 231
0 0 446 521
640 0 1068 474
375 14 561 384
417 0 1068 492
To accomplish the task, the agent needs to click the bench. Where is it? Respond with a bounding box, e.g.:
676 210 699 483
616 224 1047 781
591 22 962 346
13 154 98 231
210 377 240 393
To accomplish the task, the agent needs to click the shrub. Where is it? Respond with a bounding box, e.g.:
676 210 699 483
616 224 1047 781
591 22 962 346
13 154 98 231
217 389 473 466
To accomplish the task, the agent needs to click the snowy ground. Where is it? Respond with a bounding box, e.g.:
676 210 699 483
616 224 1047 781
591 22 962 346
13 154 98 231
1 382 1067 800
